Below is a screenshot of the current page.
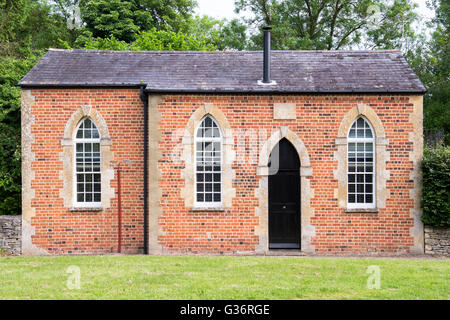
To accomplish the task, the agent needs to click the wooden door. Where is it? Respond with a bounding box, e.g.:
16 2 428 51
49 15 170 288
268 138 301 249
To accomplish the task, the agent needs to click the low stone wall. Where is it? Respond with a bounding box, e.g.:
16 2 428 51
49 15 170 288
0 216 21 255
424 226 450 256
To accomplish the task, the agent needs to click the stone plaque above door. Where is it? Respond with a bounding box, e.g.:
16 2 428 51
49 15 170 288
273 103 296 120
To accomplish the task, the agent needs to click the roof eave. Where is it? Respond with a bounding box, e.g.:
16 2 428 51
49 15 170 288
17 84 426 94
18 83 144 88
144 88 427 94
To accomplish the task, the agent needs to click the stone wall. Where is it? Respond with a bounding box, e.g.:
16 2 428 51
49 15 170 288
424 226 450 256
0 216 21 255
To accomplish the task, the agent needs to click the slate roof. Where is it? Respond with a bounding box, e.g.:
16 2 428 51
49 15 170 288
19 49 426 93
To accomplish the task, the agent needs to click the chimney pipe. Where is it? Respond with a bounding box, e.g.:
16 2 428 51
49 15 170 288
260 26 275 85
263 26 272 83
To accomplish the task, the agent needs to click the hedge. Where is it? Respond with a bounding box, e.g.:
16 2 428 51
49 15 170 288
421 145 450 227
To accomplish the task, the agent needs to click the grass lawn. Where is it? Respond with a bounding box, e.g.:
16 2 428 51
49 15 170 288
0 255 448 300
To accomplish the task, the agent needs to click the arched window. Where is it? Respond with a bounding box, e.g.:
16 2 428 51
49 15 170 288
347 117 375 208
74 118 101 206
195 116 222 206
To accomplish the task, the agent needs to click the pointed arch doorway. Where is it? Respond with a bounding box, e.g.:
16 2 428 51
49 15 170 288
268 138 301 249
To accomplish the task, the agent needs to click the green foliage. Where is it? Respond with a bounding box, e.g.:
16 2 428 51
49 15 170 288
366 0 418 50
80 0 197 42
83 28 216 51
0 125 21 215
128 0 198 32
84 34 130 50
423 87 450 145
81 0 140 42
19 0 77 50
408 0 450 145
0 55 39 123
235 0 418 50
0 0 30 43
427 0 449 90
131 28 215 51
182 16 248 51
0 54 41 215
421 145 450 227
217 19 248 51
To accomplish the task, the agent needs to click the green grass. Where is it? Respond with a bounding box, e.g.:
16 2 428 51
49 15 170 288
0 256 448 299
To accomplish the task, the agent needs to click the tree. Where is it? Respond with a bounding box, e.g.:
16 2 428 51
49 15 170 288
0 55 40 215
0 0 30 43
131 28 215 51
1 0 80 56
425 0 449 144
0 0 31 57
19 0 76 50
0 1 58 214
426 0 449 91
182 15 248 50
129 0 197 32
81 0 140 42
235 0 418 50
80 0 198 42
408 0 450 144
83 28 216 51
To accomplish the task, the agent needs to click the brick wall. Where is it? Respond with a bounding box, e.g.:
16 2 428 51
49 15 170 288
25 89 144 254
24 90 422 255
155 94 420 254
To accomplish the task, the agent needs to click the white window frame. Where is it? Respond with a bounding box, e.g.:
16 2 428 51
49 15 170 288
73 118 102 208
347 117 376 209
194 116 223 208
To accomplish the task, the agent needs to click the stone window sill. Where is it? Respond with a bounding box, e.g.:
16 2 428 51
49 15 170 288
70 207 103 212
345 208 379 213
190 207 226 212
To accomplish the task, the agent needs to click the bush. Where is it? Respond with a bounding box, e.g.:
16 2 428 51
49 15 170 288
421 145 450 227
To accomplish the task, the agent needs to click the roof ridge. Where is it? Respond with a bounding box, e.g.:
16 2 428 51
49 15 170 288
47 48 401 54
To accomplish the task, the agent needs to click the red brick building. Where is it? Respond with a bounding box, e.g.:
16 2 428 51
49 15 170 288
19 39 426 255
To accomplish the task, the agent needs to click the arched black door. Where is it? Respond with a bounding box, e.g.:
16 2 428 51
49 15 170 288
268 138 301 249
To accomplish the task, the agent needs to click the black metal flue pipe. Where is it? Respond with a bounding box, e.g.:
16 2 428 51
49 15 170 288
263 26 272 84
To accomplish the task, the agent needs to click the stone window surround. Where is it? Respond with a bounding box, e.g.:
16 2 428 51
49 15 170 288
60 105 115 211
334 103 389 212
181 103 236 211
255 126 315 253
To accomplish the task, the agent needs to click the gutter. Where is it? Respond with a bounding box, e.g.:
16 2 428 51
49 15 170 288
17 84 143 88
16 84 427 95
144 88 427 95
140 84 149 255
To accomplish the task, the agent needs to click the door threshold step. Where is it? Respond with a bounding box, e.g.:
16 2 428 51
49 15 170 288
266 250 305 256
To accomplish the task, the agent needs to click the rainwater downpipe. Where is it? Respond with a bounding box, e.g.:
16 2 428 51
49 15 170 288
140 84 149 254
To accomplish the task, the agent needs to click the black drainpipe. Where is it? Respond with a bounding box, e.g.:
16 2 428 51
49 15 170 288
262 26 272 84
140 84 149 254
